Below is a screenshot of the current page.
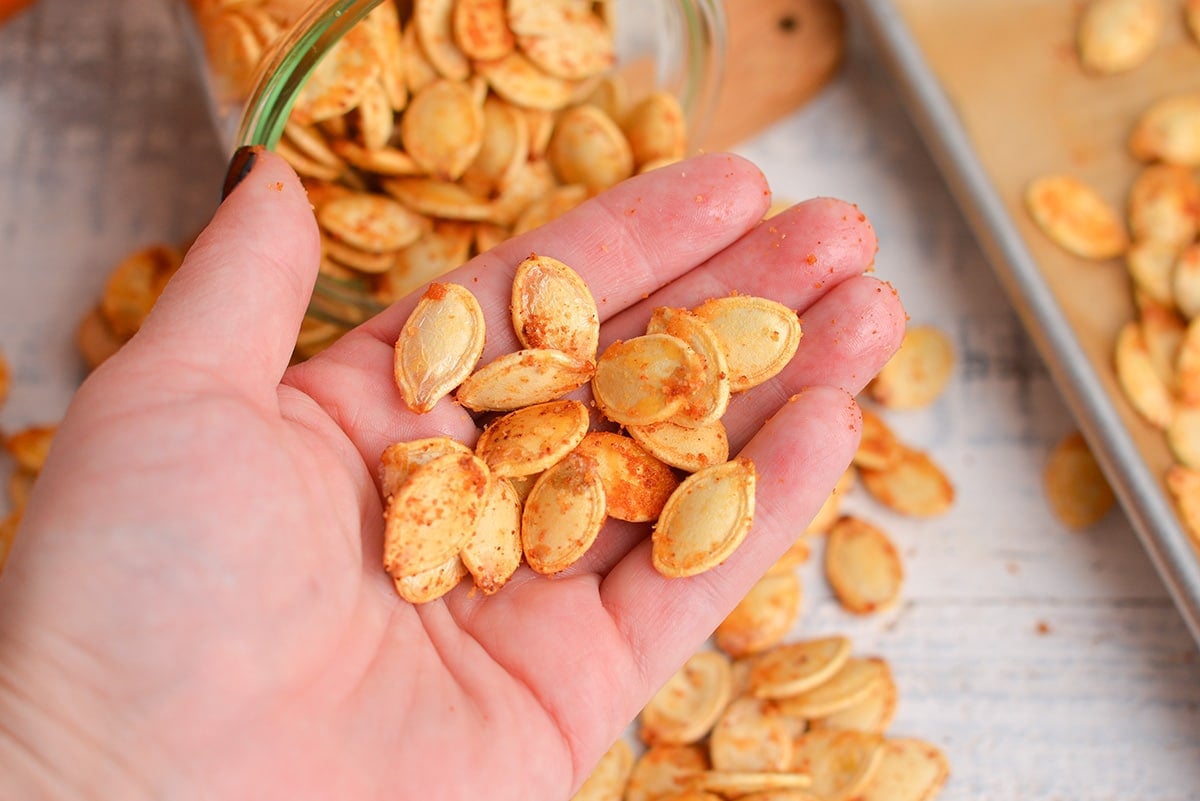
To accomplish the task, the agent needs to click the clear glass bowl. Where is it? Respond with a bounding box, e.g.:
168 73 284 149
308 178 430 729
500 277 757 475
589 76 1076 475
180 0 726 342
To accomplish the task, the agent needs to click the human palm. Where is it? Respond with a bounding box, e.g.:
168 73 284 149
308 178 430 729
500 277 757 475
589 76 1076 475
0 152 904 800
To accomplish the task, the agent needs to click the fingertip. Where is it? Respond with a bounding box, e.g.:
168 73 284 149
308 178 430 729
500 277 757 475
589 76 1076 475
133 149 322 386
212 149 319 245
777 197 879 277
654 151 773 228
753 384 861 481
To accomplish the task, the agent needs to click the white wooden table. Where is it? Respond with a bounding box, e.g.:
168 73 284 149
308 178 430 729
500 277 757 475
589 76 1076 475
1 1 1199 798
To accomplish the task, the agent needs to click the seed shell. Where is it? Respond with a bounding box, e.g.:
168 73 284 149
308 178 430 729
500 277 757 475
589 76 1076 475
290 25 381 124
521 451 606 574
456 348 595 411
640 651 734 746
769 536 813 575
1076 0 1164 75
627 419 730 473
854 407 904 470
354 78 396 151
647 306 731 428
1114 320 1177 429
547 103 634 193
400 79 485 180
461 476 523 595
393 282 487 414
474 50 578 111
689 772 814 797
414 0 471 80
392 554 469 604
773 657 888 719
452 0 514 60
790 730 884 801
511 254 600 363
1127 164 1200 248
748 636 853 700
1175 243 1200 320
379 436 473 499
475 399 591 477
1167 465 1200 538
652 458 757 579
691 295 802 393
805 468 855 535
1024 174 1129 259
76 307 124 370
1167 404 1200 469
714 571 803 659
858 446 954 518
709 697 794 773
318 193 426 253
593 334 706 427
515 6 614 80
1043 431 1116 529
868 325 955 410
101 244 181 341
462 96 529 195
572 431 679 522
809 661 898 734
1177 317 1200 404
383 452 490 576
4 425 55 473
573 740 635 801
382 176 495 221
856 738 950 801
1126 239 1180 305
622 90 688 168
824 516 904 615
624 745 709 801
1129 91 1200 167
512 183 589 234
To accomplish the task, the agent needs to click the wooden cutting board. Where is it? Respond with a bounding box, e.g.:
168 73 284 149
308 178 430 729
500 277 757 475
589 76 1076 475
702 0 848 151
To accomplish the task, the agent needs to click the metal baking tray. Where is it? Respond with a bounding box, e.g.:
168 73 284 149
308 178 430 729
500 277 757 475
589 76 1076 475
851 0 1200 645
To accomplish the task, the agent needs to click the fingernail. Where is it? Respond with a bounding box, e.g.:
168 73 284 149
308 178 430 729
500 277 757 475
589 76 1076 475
221 145 263 201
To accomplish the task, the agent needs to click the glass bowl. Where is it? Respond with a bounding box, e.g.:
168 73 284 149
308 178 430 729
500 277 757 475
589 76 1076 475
181 0 726 347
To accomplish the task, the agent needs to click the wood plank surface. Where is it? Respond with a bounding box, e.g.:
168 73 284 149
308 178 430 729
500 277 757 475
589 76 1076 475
1 2 1199 799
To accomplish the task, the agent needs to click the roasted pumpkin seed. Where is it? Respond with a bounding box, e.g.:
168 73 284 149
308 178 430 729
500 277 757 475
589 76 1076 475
511 254 600 363
640 651 734 746
691 295 802 393
393 282 486 413
572 432 679 522
652 458 757 579
521 451 606 574
457 348 595 411
383 452 490 576
475 399 591 477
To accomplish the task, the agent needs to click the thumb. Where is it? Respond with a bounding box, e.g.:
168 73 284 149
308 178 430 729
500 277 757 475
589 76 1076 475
131 147 322 392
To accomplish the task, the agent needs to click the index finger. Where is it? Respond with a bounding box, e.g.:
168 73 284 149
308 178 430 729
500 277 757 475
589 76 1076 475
286 153 772 463
355 152 772 357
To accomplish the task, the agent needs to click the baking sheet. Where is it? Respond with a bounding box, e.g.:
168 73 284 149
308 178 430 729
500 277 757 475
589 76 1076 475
852 0 1200 645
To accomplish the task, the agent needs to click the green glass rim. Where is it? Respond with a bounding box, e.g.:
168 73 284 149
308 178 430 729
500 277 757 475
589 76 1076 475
236 0 383 150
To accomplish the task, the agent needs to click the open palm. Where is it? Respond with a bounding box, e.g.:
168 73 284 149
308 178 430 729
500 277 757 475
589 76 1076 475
0 152 904 801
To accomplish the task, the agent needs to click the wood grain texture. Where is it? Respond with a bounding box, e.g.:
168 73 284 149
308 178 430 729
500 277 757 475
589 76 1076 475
1 3 1199 799
701 0 848 151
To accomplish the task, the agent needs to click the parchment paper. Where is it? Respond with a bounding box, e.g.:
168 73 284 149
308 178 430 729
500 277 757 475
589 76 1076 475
889 0 1200 539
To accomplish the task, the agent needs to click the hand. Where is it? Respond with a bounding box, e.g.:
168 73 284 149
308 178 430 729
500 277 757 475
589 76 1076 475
0 150 904 801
